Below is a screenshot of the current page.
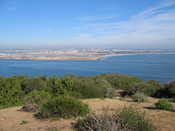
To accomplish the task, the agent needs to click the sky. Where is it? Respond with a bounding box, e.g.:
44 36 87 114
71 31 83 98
0 0 175 49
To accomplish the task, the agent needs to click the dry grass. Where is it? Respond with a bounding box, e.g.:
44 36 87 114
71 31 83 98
0 97 175 131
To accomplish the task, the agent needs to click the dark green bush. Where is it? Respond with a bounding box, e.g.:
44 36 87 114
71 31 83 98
118 107 155 131
132 92 148 102
144 81 163 96
21 78 47 94
24 90 51 105
147 80 164 89
36 96 89 119
156 81 175 98
167 81 175 97
76 79 108 98
89 74 143 90
0 77 24 108
124 81 163 97
47 77 62 94
155 99 173 111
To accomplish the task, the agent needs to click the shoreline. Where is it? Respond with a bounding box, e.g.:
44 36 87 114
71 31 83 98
0 52 175 61
98 52 175 60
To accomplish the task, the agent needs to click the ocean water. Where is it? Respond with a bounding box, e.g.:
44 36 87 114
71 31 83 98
0 54 175 82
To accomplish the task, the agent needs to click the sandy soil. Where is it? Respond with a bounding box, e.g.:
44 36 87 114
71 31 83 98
0 98 175 131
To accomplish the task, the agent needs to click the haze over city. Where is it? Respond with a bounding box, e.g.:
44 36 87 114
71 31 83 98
0 0 175 49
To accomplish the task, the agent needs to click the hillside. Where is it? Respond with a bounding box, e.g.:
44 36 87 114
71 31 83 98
0 98 175 131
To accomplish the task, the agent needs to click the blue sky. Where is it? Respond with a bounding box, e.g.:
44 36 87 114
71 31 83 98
0 0 175 49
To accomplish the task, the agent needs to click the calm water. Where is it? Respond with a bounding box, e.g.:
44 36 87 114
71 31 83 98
0 54 175 82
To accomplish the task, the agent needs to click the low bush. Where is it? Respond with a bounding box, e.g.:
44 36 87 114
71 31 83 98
105 87 115 98
132 92 148 102
90 73 143 90
24 90 51 105
76 79 109 98
0 77 25 108
167 81 175 97
118 107 155 131
20 120 28 125
123 80 164 97
73 112 128 131
36 96 89 119
155 99 173 111
122 82 147 96
73 107 155 131
146 80 164 97
21 78 47 94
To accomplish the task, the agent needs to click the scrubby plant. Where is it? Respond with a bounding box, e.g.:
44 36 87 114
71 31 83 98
36 96 89 119
24 90 51 105
122 82 147 96
0 77 24 108
73 112 128 131
21 78 48 94
132 92 148 102
118 107 155 131
89 73 143 90
105 87 115 98
167 81 175 97
73 107 155 131
155 99 173 111
47 76 62 94
20 120 28 125
124 81 163 97
76 79 108 98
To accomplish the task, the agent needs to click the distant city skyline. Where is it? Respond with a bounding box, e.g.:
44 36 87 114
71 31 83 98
0 0 175 49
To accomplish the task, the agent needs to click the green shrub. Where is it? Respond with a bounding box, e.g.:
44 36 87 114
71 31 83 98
132 92 148 102
123 82 147 96
36 96 89 119
0 77 24 108
147 80 164 88
105 87 115 98
24 90 51 105
118 107 155 131
47 77 62 94
20 120 28 125
124 81 163 97
89 74 143 90
76 79 108 98
167 81 175 97
73 112 128 131
155 99 173 111
21 78 47 94
73 107 155 131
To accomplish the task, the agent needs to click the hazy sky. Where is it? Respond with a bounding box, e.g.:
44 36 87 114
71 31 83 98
0 0 175 49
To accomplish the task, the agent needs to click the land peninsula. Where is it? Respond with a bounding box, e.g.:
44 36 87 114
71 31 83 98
0 49 174 60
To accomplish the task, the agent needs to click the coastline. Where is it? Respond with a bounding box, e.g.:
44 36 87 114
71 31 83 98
0 50 175 61
97 52 175 60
